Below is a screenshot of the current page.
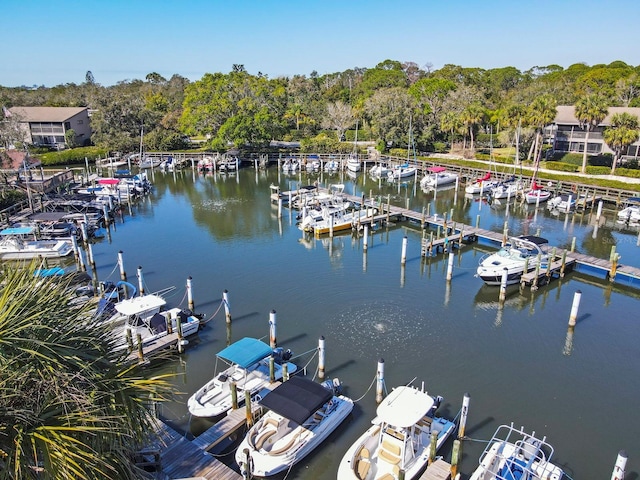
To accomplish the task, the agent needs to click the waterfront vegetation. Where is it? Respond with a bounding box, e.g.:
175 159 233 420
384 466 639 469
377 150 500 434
1 61 640 178
0 262 177 479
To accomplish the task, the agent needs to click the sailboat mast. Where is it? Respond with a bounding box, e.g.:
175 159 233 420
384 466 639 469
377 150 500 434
139 123 144 163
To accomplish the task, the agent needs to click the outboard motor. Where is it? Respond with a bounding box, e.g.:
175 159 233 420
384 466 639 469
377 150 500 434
271 347 293 364
428 395 444 417
321 378 342 395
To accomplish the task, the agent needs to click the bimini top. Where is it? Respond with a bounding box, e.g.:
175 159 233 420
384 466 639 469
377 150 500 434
1 226 35 236
376 386 435 428
114 294 166 316
513 235 549 246
217 337 274 369
259 376 332 425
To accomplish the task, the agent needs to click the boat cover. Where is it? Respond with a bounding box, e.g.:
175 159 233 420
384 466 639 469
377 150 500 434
376 386 435 428
114 294 166 315
98 178 120 185
217 337 274 369
259 376 332 425
427 166 446 173
516 235 548 246
1 227 35 236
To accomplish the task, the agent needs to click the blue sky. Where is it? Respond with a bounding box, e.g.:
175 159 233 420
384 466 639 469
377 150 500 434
3 0 639 87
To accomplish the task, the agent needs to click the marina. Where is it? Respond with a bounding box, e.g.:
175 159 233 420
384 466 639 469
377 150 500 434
4 163 640 479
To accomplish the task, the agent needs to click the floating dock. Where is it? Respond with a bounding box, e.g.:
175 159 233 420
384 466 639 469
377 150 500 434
288 187 640 288
141 384 279 479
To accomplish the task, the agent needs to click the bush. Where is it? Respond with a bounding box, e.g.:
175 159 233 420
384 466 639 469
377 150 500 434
432 142 448 153
585 166 611 175
616 168 640 178
544 161 578 172
37 146 109 166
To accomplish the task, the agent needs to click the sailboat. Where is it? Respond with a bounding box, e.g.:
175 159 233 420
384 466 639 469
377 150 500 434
489 123 524 202
524 140 551 204
466 126 499 194
346 120 361 173
388 116 418 180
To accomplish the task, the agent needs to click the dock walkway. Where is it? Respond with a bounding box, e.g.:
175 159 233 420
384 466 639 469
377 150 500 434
304 187 640 287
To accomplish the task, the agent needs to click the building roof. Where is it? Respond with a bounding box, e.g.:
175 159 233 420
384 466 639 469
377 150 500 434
0 150 41 171
8 106 88 123
554 105 640 126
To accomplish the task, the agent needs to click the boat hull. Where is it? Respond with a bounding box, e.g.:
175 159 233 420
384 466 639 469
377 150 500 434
237 395 354 477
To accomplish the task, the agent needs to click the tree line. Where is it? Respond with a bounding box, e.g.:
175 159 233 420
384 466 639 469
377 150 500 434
1 60 640 173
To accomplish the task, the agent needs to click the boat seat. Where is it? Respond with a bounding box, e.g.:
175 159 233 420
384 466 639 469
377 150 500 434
355 457 371 479
418 416 432 427
268 432 299 455
254 428 277 450
378 440 401 465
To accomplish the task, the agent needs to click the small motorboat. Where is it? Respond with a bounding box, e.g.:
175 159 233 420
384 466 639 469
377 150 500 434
236 376 353 477
547 193 578 212
476 235 550 286
469 423 564 480
337 383 456 480
187 337 297 418
387 163 417 180
420 166 458 188
617 197 640 223
346 154 361 172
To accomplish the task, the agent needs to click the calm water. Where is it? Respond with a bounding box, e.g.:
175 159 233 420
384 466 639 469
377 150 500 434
88 166 640 479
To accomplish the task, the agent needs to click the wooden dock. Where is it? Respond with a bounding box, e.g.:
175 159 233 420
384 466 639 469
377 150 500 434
140 383 280 479
418 458 453 479
305 187 640 288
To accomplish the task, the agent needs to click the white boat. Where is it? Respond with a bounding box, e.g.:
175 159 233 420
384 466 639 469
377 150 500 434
187 337 297 418
0 226 73 260
236 376 353 477
489 178 522 200
469 423 564 480
337 384 456 480
465 172 499 194
524 182 552 204
324 158 340 173
138 156 162 169
476 235 550 286
281 157 299 173
369 163 392 178
299 205 378 235
387 163 417 180
346 154 361 172
547 194 578 212
420 166 458 188
617 197 640 223
304 156 321 172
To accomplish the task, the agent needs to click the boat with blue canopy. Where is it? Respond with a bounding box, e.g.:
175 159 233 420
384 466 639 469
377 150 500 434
187 337 297 418
0 226 73 260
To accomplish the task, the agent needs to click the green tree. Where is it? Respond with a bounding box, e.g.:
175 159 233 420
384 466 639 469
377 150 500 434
574 94 609 173
603 112 640 174
64 128 77 148
460 103 485 154
526 94 557 164
0 263 175 479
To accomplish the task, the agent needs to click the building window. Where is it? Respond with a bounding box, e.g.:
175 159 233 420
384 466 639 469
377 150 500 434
77 119 83 125
64 122 71 130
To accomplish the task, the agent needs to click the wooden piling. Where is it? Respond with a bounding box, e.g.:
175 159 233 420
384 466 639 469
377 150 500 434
187 276 194 311
245 390 253 429
137 266 144 295
269 310 277 348
223 290 231 323
446 252 455 282
376 358 385 403
611 450 628 480
318 336 325 380
401 236 408 265
458 393 470 439
231 381 238 409
569 290 582 327
118 250 126 280
450 439 461 478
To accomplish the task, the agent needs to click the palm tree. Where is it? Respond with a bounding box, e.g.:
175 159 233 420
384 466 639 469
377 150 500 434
526 95 557 165
574 94 609 174
603 112 640 174
440 111 462 152
0 263 175 479
460 103 485 155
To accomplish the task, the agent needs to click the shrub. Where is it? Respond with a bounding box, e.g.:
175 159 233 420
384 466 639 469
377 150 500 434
544 162 578 172
616 168 640 178
37 146 109 166
432 142 448 153
585 166 611 175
